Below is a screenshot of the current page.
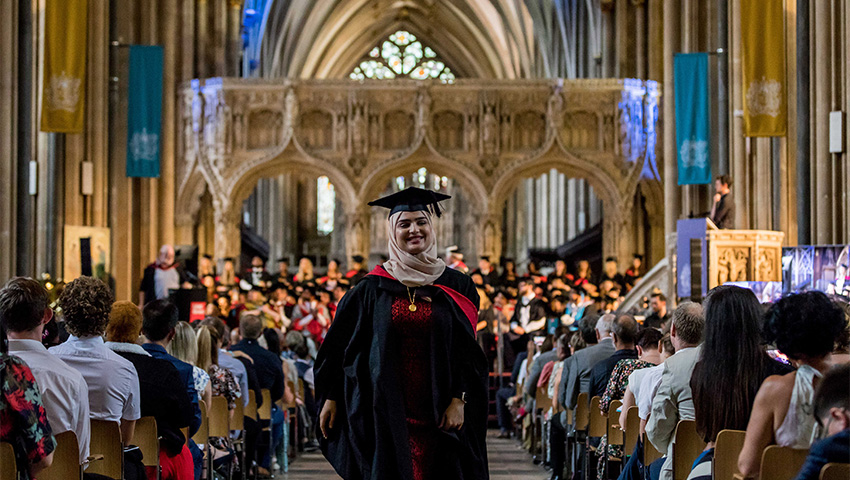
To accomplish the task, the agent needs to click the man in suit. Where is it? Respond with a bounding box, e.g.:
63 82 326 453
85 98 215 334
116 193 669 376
645 302 706 480
588 314 638 399
560 314 616 411
709 175 735 229
793 363 849 480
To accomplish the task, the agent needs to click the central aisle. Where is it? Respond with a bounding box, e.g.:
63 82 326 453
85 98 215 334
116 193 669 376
281 430 547 479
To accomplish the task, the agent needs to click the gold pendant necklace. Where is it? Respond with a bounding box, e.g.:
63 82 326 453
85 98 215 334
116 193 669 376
406 287 417 312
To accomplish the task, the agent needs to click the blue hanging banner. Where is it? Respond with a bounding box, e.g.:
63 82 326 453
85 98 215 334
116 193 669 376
674 53 712 185
126 45 163 178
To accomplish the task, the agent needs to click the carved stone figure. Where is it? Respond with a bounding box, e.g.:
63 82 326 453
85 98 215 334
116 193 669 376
335 114 347 150
466 114 478 151
351 106 367 155
482 105 498 154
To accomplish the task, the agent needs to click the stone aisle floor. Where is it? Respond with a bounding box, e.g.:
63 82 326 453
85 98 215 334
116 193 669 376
280 430 548 479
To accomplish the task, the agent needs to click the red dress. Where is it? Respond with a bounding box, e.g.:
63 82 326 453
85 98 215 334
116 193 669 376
391 296 438 480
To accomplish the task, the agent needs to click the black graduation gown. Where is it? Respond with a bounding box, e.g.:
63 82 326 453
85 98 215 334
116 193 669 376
314 266 490 480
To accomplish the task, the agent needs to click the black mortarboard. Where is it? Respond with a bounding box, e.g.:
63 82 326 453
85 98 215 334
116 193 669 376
368 187 451 218
223 257 234 262
277 257 288 263
352 255 365 263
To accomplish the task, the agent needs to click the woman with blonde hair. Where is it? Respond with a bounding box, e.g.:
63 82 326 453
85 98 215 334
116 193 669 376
168 321 212 409
196 325 241 470
294 257 315 287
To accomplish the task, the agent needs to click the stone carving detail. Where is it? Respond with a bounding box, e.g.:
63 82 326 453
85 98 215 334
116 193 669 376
717 248 750 284
757 249 775 280
383 110 415 150
299 110 334 150
432 111 464 150
246 110 284 149
481 104 499 155
562 111 599 149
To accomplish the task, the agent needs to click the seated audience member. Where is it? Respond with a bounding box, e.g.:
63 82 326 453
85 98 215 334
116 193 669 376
0 277 90 465
495 348 529 439
106 301 195 480
559 314 615 411
792 363 850 480
1 329 56 479
643 293 670 330
590 314 639 400
230 315 285 472
737 292 847 477
51 277 140 444
526 335 557 399
685 286 794 480
286 331 316 441
199 317 249 407
196 325 240 470
169 321 212 409
141 300 203 478
645 301 706 480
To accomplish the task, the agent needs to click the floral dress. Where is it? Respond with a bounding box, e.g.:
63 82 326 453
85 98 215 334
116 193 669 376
597 358 655 480
0 354 56 479
208 364 241 450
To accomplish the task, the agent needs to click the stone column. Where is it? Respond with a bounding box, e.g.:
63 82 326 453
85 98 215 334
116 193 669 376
0 0 18 280
479 213 503 265
196 0 208 78
228 0 242 76
812 0 833 244
213 0 227 76
662 0 681 245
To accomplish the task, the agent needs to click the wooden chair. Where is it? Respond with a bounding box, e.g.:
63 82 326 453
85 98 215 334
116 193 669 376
208 396 231 479
574 392 590 479
0 442 17 480
89 420 123 479
759 445 808 480
39 430 83 480
623 406 639 457
605 399 624 478
532 381 552 462
135 416 161 480
672 420 706 480
820 463 850 480
232 397 247 479
643 433 665 466
586 396 606 480
258 388 275 468
246 390 258 420
712 429 746 480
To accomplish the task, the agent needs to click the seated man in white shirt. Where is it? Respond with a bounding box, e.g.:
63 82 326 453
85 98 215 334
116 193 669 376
50 276 141 444
0 277 91 466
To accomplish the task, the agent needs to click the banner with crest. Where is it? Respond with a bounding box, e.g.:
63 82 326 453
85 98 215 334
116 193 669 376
40 0 87 132
674 53 712 185
741 0 786 136
126 46 163 178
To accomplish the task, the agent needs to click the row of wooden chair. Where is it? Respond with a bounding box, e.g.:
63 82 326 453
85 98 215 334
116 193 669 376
0 388 278 480
560 393 846 480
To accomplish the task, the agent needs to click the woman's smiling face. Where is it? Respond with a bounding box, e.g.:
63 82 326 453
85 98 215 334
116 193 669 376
395 211 432 255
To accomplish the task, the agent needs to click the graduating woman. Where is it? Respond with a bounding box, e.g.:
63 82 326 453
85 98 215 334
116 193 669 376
314 187 489 480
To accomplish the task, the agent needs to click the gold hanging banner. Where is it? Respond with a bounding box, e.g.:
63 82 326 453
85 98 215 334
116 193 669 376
41 0 88 133
741 0 786 137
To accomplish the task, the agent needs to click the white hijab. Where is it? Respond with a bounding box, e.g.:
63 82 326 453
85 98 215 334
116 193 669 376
383 211 446 287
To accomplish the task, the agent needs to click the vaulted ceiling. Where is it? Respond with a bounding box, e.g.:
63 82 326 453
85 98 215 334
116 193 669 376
253 0 547 79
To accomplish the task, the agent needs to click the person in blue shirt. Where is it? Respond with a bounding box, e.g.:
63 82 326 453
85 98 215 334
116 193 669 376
141 300 203 480
793 363 850 480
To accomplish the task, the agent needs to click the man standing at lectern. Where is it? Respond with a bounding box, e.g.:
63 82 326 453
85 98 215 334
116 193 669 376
709 175 735 229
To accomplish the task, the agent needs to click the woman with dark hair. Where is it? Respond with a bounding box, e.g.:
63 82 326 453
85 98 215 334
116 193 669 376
737 292 846 477
687 285 793 480
0 312 55 478
315 187 489 480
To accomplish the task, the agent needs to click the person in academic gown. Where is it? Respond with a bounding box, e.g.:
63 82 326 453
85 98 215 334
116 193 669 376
314 187 489 480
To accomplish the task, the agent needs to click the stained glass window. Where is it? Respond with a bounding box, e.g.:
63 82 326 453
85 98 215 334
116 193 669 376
350 30 456 83
394 168 449 193
317 176 335 235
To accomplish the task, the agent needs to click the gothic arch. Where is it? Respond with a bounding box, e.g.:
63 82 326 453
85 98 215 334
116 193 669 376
358 145 489 214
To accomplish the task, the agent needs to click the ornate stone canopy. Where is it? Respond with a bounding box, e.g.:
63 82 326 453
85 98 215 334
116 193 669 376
177 78 662 264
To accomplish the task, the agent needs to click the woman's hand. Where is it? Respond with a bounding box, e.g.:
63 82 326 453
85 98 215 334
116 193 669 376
319 399 337 438
439 398 465 431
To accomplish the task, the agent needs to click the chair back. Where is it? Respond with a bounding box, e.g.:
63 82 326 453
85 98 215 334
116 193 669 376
232 397 245 431
607 400 624 446
134 416 160 469
39 431 82 480
258 389 272 421
623 406 639 455
820 463 850 480
246 390 258 419
192 401 209 445
535 381 552 412
574 392 590 431
672 420 706 480
208 396 231 438
643 433 664 466
89 420 123 479
588 396 607 437
0 442 17 480
760 445 808 480
712 429 746 480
